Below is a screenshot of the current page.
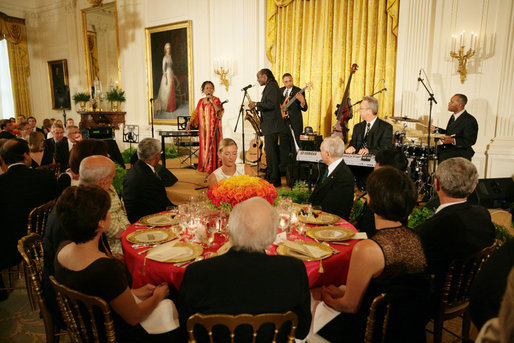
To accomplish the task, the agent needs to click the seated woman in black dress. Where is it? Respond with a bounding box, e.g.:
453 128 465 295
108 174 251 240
315 167 430 342
28 131 54 168
54 185 179 342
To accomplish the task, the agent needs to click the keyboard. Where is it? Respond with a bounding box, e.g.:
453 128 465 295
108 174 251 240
296 150 376 167
159 130 199 137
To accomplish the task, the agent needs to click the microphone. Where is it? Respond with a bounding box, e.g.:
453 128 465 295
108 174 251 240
241 84 256 91
220 100 229 106
149 98 154 102
416 69 421 91
383 80 389 96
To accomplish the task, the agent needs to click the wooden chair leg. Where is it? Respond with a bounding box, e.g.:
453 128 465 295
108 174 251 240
462 310 471 341
433 318 443 343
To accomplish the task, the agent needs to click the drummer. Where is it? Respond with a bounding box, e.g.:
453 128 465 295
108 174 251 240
344 96 393 156
206 138 254 189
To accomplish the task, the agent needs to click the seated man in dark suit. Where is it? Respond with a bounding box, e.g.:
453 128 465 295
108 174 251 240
43 123 66 162
309 135 354 220
0 139 57 298
416 157 495 304
0 119 16 139
54 125 81 169
179 197 311 341
123 138 174 223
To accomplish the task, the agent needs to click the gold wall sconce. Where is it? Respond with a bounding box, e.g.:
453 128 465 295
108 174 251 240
213 57 232 91
450 31 478 84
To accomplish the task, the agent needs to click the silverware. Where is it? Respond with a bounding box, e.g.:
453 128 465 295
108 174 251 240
131 243 155 249
331 241 351 246
321 242 341 254
174 256 204 268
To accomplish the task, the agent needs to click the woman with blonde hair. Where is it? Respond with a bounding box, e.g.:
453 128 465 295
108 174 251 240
206 138 254 188
28 131 54 168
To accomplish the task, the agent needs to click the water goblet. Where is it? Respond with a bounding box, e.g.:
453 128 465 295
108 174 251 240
278 211 291 233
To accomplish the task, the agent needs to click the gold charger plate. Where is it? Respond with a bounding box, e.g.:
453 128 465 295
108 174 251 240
276 241 332 261
139 213 178 227
307 226 355 242
298 211 341 225
148 242 203 263
126 229 176 244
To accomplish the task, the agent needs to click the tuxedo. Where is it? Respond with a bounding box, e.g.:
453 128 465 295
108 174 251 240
178 249 312 340
437 110 478 162
279 86 308 145
0 164 57 269
308 159 354 220
348 118 393 155
54 137 70 168
416 202 495 298
257 79 286 184
123 160 173 223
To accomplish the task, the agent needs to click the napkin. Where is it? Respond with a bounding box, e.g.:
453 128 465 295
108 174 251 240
273 231 287 245
146 215 174 226
146 240 192 262
282 241 327 259
354 232 368 239
132 294 179 333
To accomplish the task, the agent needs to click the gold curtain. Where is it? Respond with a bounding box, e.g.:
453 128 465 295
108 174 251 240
0 12 32 116
266 0 398 138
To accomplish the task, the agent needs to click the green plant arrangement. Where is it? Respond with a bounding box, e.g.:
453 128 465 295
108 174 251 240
72 92 91 103
112 163 126 196
121 145 179 164
408 207 435 228
121 147 136 164
276 181 312 204
494 223 513 245
105 88 126 102
350 198 365 223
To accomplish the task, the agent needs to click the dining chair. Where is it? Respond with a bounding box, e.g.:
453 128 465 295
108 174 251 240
430 244 496 343
186 311 298 343
49 275 116 343
17 233 67 343
27 198 55 236
364 293 391 343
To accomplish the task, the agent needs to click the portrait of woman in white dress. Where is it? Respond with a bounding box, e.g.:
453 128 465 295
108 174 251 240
155 42 176 115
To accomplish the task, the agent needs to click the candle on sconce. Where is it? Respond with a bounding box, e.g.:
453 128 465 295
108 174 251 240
451 34 456 51
460 30 465 47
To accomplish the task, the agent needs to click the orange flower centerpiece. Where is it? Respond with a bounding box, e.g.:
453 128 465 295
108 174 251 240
207 175 278 211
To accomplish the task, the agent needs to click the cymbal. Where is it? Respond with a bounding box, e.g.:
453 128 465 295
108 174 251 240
389 116 422 123
421 133 448 139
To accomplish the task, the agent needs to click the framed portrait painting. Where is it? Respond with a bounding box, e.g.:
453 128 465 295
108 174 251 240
145 20 194 125
47 59 71 110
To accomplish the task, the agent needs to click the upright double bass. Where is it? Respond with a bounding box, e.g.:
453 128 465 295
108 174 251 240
332 64 358 143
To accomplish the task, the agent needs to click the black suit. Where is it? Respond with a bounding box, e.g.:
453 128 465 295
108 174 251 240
416 202 495 302
0 164 57 269
279 86 308 147
0 131 16 139
309 159 354 220
348 117 393 155
257 79 287 184
437 110 478 162
178 249 311 340
54 137 70 169
123 160 173 223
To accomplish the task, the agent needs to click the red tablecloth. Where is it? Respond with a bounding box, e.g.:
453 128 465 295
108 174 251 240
122 214 358 290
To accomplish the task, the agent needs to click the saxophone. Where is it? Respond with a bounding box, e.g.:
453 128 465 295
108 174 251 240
244 93 263 136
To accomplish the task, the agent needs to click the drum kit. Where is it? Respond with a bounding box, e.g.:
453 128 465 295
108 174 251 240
387 116 447 199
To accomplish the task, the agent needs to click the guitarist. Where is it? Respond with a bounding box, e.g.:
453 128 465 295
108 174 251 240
280 73 308 152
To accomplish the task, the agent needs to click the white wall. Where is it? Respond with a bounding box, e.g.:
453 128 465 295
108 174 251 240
395 0 514 178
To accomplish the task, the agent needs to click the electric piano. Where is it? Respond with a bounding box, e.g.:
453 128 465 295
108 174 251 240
296 150 376 167
158 130 199 168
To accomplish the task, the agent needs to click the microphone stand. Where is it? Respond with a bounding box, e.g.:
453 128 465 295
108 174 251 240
150 98 155 138
417 76 437 150
234 90 248 163
347 88 387 109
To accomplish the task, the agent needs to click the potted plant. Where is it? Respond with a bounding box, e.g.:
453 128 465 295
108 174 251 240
72 91 91 111
106 88 126 111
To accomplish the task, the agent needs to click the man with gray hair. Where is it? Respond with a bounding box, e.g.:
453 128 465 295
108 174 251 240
179 197 311 340
309 135 354 219
416 157 495 304
55 125 82 168
123 137 174 223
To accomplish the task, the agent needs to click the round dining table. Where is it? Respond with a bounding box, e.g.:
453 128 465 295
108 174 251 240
122 212 360 290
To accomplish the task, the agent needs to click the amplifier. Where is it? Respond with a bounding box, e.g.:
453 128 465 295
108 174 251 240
87 126 114 139
299 134 322 151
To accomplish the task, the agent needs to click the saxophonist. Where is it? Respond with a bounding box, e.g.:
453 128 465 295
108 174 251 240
249 69 285 187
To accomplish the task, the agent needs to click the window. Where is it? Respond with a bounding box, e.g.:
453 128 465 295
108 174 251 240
0 39 15 119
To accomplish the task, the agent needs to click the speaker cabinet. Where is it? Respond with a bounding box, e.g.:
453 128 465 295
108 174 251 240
468 178 514 209
286 161 327 188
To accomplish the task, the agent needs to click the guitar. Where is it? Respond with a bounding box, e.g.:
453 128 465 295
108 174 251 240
245 133 263 163
281 82 313 119
332 64 358 143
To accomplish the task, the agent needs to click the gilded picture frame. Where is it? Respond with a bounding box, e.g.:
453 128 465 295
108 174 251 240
47 59 71 110
145 20 194 125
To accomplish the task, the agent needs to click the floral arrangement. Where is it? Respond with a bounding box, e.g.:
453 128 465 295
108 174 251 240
72 91 91 103
106 88 126 102
208 175 278 211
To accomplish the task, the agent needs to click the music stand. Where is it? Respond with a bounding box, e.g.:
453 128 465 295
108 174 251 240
177 116 198 169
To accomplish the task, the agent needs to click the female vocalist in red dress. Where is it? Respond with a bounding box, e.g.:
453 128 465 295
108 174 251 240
187 81 223 173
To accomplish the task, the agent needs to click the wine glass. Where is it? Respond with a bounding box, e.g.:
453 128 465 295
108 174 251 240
278 211 291 233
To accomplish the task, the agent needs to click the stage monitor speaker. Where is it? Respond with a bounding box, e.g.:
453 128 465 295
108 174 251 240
468 177 514 209
88 126 114 139
299 134 322 151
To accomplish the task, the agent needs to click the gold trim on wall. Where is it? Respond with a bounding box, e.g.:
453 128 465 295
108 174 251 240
145 20 194 125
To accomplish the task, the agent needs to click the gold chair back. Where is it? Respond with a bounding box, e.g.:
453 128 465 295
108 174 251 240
49 275 116 343
186 311 298 343
17 233 66 343
432 243 496 343
27 199 55 236
364 293 391 343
